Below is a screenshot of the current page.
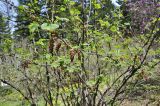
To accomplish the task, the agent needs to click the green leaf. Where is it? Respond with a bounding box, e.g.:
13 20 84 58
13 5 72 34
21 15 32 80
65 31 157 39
49 24 59 30
41 23 59 31
33 0 38 4
70 1 75 5
99 20 110 27
28 22 39 32
87 80 96 86
18 5 24 10
46 54 51 59
105 35 112 42
60 7 66 11
63 0 69 3
41 23 48 30
110 26 117 32
93 30 101 36
51 62 60 68
70 8 80 15
35 39 46 46
94 4 101 9
124 23 130 26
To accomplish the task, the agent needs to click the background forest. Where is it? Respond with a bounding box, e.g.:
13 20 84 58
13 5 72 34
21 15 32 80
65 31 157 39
0 0 159 106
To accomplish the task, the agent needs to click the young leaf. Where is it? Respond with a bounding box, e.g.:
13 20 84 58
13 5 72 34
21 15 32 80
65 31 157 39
41 23 59 31
110 26 117 32
28 22 39 32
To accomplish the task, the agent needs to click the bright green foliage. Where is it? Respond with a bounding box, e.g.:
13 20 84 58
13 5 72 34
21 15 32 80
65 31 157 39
41 23 59 31
0 0 159 106
28 22 39 32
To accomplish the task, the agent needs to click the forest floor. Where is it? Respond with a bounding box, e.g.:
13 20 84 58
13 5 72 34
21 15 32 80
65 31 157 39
121 69 160 106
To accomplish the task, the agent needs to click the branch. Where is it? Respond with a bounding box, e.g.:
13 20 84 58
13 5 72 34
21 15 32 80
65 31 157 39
0 79 30 103
109 17 159 105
